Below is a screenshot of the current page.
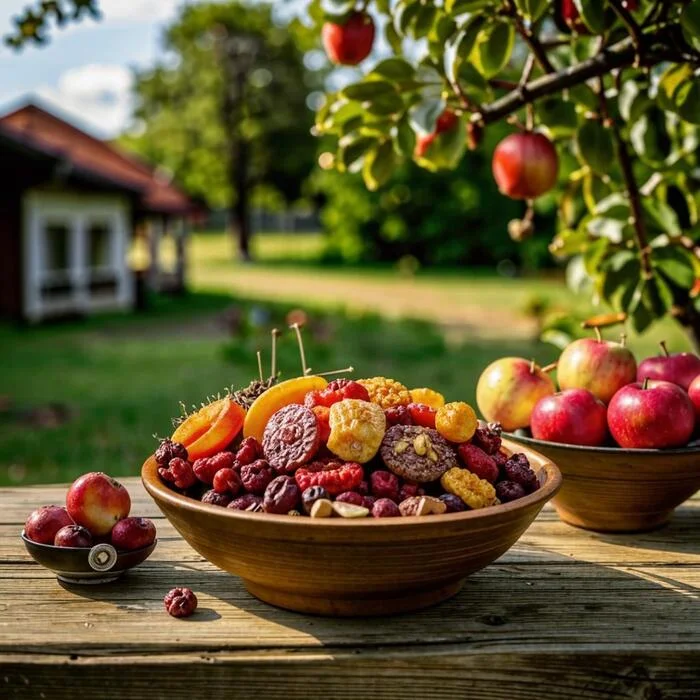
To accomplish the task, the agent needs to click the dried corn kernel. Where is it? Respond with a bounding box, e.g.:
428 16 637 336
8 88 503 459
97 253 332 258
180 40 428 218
327 399 386 463
358 377 411 409
441 468 496 510
435 402 478 443
409 388 445 409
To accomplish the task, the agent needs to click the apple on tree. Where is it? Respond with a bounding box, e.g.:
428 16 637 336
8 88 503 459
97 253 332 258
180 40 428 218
637 342 700 392
322 11 374 66
531 389 608 447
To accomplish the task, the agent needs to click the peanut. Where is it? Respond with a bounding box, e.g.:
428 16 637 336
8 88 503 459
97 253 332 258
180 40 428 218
332 501 369 519
310 499 333 518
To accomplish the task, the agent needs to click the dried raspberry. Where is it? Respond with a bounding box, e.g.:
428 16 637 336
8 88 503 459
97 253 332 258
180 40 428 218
164 587 198 618
201 489 232 507
263 404 321 474
212 467 242 496
193 452 236 485
472 426 502 455
336 491 364 506
263 476 301 514
304 390 327 409
301 485 331 514
493 450 508 468
503 454 538 493
295 461 364 496
408 403 437 429
362 495 376 510
439 493 467 513
356 480 369 496
399 482 425 502
370 470 400 501
385 405 413 426
312 405 331 443
239 459 274 495
372 498 401 518
328 379 371 402
155 438 188 466
496 480 526 503
228 494 262 511
458 443 499 484
159 457 197 489
235 437 262 467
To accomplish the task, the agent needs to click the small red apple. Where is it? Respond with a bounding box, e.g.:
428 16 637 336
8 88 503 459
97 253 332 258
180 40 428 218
637 342 700 392
322 12 375 66
688 374 700 423
561 0 637 33
414 110 458 159
492 131 558 200
476 357 556 432
608 379 695 449
54 524 93 548
66 472 131 537
531 389 608 447
558 335 637 404
24 505 73 545
111 517 156 551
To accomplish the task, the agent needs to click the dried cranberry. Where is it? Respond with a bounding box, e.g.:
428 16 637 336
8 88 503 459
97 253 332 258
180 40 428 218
263 476 301 514
235 437 262 467
356 480 369 496
503 454 538 493
458 443 499 484
228 494 262 511
493 450 508 468
362 495 376 510
385 405 413 426
399 482 425 502
496 480 526 503
301 485 331 514
472 426 502 455
212 467 242 496
164 587 198 618
201 489 232 507
372 498 401 518
155 438 188 466
193 452 236 485
336 491 364 506
407 403 437 429
439 493 468 513
370 470 400 501
159 457 197 489
240 459 274 495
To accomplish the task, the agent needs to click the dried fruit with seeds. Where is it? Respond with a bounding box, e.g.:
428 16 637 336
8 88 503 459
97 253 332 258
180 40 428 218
263 404 321 474
327 399 386 463
295 460 364 495
379 425 456 483
358 377 411 409
232 377 276 411
441 468 497 510
435 402 478 443
164 587 198 618
472 424 502 456
409 388 445 409
503 453 539 493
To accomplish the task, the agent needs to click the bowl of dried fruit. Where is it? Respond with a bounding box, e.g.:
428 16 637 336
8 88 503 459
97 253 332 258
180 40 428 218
142 329 561 616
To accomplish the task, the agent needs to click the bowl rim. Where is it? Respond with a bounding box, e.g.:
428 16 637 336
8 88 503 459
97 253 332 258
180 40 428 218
141 438 562 528
20 531 158 555
505 432 700 455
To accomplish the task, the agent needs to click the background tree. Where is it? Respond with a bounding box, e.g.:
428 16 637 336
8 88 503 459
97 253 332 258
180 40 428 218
308 0 700 350
122 3 320 261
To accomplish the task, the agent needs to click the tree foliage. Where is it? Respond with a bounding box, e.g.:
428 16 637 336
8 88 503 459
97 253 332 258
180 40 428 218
308 0 700 347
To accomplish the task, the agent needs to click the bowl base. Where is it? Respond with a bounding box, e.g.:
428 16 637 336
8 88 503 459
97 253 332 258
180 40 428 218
243 578 465 617
555 505 672 534
57 573 122 585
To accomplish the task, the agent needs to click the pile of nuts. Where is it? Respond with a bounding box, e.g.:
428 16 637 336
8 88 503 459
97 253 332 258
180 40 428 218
156 375 540 519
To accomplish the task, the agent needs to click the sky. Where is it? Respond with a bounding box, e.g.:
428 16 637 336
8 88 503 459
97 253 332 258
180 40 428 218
0 1 210 138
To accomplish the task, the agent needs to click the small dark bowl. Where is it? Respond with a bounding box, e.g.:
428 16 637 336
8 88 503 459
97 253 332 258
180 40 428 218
21 532 157 584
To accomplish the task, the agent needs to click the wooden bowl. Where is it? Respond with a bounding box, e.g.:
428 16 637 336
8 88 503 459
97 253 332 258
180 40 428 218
142 439 561 616
21 533 157 584
506 434 700 533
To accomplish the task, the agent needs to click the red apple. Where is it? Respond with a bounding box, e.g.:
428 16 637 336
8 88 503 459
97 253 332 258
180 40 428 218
608 380 695 449
561 0 637 33
531 389 608 447
558 335 637 404
111 517 156 551
322 12 375 66
688 374 700 423
637 342 700 392
414 110 458 159
476 357 556 432
492 132 559 200
54 524 93 548
66 472 131 537
24 505 73 545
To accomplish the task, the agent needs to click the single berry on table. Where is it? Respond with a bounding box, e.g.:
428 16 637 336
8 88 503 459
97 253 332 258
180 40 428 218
212 467 242 496
496 480 527 503
201 490 232 507
164 587 198 618
301 485 331 515
370 470 400 502
240 459 274 495
385 405 413 426
228 494 262 511
54 524 93 548
155 438 188 466
439 493 468 513
295 461 364 495
193 452 236 485
372 498 401 518
159 457 197 490
263 476 301 514
458 443 499 484
235 437 262 467
408 403 437 429
435 402 478 443
336 491 364 506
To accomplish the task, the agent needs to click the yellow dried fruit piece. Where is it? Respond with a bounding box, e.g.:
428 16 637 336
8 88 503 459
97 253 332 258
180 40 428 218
327 399 386 463
358 377 411 409
435 401 478 443
441 468 496 510
410 388 445 409
243 375 328 442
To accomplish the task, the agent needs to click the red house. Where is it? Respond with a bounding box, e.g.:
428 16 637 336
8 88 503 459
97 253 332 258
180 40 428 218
0 102 194 322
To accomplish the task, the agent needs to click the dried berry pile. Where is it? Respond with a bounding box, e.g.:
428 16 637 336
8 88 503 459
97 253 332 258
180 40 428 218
157 376 540 519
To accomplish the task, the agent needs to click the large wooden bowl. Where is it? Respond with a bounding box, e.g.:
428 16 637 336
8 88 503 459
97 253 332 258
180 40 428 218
142 439 561 616
506 434 700 533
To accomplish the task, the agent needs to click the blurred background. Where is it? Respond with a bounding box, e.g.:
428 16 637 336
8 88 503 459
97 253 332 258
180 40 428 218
0 0 690 486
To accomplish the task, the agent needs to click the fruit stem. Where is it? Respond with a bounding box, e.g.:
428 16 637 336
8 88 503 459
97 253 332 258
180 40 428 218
642 376 650 390
594 327 602 343
529 359 536 374
290 323 309 376
659 340 669 357
270 328 280 379
620 333 627 348
541 362 558 374
256 350 264 383
314 365 355 378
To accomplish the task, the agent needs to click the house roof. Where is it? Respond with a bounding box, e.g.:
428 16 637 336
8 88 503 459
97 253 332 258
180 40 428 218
0 102 193 215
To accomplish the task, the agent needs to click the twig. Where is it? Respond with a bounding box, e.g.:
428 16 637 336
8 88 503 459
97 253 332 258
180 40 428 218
506 0 556 74
609 0 644 62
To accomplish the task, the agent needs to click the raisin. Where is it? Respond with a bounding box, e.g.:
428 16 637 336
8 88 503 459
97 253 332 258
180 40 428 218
164 587 198 618
193 452 236 485
295 461 364 495
235 437 262 467
336 491 364 506
212 468 242 496
385 405 413 427
301 485 331 515
362 495 376 510
240 459 274 495
372 498 401 518
155 438 188 466
458 443 499 484
201 489 232 507
439 493 468 513
472 426 502 455
158 457 197 490
503 454 539 493
356 480 369 496
370 470 400 502
496 480 526 503
228 494 262 511
263 476 301 514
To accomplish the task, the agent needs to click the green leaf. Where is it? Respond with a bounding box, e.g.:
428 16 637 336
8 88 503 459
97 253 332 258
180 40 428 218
433 14 458 45
586 217 627 243
643 198 681 236
419 118 466 170
657 64 694 112
363 139 396 191
339 136 377 172
549 228 591 258
681 0 700 52
514 0 548 22
457 62 493 103
630 109 671 165
652 246 696 289
537 98 578 137
412 5 438 39
385 19 403 53
618 81 652 125
474 21 514 78
342 80 396 102
573 0 607 34
601 252 641 310
449 16 486 81
446 0 497 14
409 97 446 134
674 78 700 126
364 93 405 116
567 85 598 111
576 120 614 174
371 58 415 82
396 0 422 35
395 117 416 158
583 236 609 276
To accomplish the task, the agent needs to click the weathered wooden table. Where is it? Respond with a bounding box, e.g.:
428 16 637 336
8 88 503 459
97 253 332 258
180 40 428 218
2 479 698 699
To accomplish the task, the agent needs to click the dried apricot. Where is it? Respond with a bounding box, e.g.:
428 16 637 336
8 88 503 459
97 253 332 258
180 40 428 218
358 377 411 409
327 399 386 463
409 388 445 409
435 401 478 443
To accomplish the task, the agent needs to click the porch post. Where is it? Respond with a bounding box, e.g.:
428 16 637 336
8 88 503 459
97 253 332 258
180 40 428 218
148 216 163 291
175 217 188 294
